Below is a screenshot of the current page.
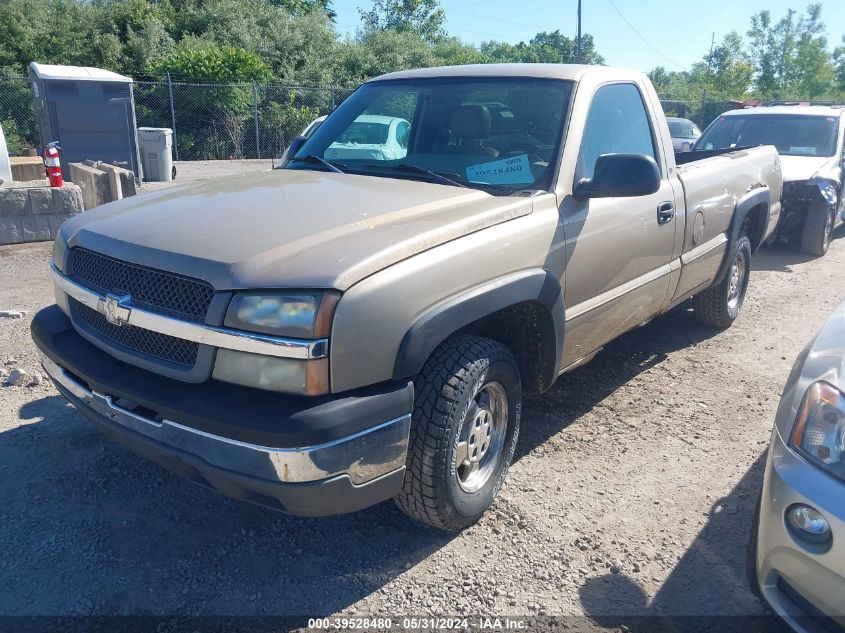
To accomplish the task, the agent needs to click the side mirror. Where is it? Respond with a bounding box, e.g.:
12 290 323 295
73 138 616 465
573 153 661 199
280 135 308 167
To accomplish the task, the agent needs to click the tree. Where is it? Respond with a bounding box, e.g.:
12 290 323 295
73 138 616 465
480 31 603 65
834 37 845 93
359 0 446 43
648 66 670 93
747 4 834 99
692 31 754 98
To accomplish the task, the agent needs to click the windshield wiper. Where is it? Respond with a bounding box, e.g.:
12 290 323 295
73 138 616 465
363 163 468 189
289 155 345 173
396 164 468 188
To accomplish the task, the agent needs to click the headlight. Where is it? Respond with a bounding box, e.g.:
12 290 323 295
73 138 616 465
224 292 339 338
790 381 845 482
216 291 339 395
212 351 329 395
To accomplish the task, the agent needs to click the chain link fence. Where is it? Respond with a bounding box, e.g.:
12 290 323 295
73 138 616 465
658 97 735 128
1 73 838 161
0 76 39 154
1 74 354 161
134 79 353 161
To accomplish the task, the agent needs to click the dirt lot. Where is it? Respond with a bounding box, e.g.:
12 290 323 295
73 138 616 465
1 231 843 629
138 159 274 193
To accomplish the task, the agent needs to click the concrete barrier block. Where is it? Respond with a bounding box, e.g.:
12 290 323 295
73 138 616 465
0 218 23 245
69 163 108 210
59 185 84 212
9 156 44 182
0 188 30 216
48 214 73 238
100 163 137 198
29 188 54 214
21 215 51 241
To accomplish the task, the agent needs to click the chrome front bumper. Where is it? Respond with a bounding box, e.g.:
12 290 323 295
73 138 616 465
42 352 412 514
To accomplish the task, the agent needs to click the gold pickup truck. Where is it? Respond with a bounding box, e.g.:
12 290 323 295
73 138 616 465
32 64 782 530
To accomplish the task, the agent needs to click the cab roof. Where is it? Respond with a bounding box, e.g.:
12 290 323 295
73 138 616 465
719 105 845 118
369 63 644 83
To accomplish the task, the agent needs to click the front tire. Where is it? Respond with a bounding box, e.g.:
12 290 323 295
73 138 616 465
800 203 834 257
395 335 521 531
693 235 752 328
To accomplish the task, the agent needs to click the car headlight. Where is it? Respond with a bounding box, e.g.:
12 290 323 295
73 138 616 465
215 291 339 395
212 350 329 395
790 381 845 482
224 292 339 339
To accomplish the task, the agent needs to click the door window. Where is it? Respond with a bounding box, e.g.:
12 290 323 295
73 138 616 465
578 83 657 179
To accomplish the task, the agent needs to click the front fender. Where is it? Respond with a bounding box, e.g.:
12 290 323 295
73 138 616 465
393 269 564 384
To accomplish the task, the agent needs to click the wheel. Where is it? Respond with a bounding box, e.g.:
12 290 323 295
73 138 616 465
395 335 522 531
800 203 834 256
747 487 763 599
693 235 752 328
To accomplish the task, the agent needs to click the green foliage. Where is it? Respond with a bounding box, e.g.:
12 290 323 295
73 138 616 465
1 119 25 154
655 4 843 104
359 0 446 43
481 31 604 65
746 4 834 99
151 47 272 83
834 37 845 92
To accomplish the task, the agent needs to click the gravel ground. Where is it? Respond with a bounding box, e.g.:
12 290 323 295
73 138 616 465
1 232 842 629
138 159 275 193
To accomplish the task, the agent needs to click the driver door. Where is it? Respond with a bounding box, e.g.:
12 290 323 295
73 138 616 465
561 82 678 366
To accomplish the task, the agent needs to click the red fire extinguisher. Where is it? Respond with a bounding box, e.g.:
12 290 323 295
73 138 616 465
44 142 63 188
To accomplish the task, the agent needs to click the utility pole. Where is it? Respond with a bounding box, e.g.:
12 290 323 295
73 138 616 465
576 0 583 63
707 32 715 70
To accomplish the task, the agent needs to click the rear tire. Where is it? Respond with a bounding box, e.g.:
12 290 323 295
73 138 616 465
800 204 834 257
395 335 521 531
693 235 752 328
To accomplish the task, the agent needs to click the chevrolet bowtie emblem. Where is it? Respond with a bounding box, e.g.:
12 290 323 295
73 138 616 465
98 293 132 326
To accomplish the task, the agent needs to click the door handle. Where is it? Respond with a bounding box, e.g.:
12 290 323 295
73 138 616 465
657 202 674 225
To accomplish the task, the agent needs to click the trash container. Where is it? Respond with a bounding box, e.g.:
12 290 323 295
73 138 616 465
137 127 175 182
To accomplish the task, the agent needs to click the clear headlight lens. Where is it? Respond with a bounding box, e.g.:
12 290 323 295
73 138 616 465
217 291 339 394
790 381 845 482
212 350 329 395
224 292 339 339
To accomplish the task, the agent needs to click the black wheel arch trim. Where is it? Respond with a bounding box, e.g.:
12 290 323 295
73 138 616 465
393 269 564 390
715 187 770 282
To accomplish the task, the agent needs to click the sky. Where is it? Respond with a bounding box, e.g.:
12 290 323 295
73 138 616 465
330 0 845 72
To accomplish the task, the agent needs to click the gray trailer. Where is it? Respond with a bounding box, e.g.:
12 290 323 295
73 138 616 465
29 63 142 180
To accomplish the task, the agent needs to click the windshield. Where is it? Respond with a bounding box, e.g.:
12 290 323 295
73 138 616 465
668 120 698 138
696 114 839 157
289 77 574 194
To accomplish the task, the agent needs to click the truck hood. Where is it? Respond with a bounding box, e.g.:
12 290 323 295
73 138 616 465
779 155 834 183
61 169 532 290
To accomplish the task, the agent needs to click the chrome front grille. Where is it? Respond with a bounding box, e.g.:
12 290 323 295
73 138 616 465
68 248 214 323
73 300 199 367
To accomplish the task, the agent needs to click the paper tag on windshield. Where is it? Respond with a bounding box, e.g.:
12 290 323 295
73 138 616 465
466 154 534 185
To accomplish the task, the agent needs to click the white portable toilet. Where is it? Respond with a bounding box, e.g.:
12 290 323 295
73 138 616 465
0 122 12 185
137 127 175 182
29 63 142 180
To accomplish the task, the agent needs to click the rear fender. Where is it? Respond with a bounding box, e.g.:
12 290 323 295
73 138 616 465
714 188 770 282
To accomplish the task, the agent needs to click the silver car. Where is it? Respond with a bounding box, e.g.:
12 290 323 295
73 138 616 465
751 298 845 630
667 116 701 152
